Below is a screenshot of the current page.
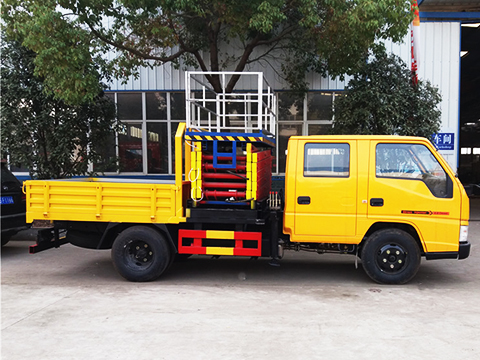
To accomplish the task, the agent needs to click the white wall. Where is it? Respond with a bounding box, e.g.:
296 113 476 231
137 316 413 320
385 21 461 170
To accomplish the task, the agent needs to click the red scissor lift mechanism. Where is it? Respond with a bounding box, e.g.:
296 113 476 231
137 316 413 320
201 150 249 204
189 134 273 206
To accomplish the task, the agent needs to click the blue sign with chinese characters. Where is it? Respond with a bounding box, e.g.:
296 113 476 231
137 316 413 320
433 133 454 150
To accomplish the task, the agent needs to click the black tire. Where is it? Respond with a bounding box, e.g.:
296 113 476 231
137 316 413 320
361 229 421 285
111 226 171 282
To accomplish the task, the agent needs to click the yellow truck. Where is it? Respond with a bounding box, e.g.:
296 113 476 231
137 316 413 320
24 72 470 284
25 127 470 284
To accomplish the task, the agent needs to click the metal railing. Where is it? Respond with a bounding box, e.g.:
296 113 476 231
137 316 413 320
185 71 277 135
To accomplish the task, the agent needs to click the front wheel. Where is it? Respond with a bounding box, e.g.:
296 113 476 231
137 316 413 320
361 229 421 285
111 226 171 282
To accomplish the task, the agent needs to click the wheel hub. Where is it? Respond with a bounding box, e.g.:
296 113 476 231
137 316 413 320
377 244 407 273
127 241 154 267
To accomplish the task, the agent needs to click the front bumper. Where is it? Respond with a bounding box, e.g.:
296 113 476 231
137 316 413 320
458 242 471 260
425 242 471 260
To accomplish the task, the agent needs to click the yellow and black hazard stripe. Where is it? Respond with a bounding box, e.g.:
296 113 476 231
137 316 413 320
185 134 274 147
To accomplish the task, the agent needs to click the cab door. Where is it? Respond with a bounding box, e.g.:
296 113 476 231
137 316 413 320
367 140 460 252
294 140 357 239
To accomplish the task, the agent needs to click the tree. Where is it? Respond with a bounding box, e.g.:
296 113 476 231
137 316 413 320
2 0 414 104
331 52 441 138
0 37 119 179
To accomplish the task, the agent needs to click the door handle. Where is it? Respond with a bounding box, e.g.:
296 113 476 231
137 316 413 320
297 196 311 205
370 198 384 207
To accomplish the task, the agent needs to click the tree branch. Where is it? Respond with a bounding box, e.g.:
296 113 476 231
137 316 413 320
225 26 297 92
224 35 261 92
256 25 297 47
166 18 222 92
246 42 282 64
207 20 223 92
86 22 186 63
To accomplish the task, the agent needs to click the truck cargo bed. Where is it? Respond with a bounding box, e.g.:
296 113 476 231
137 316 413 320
25 178 189 224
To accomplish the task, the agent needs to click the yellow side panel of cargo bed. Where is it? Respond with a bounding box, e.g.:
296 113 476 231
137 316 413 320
25 179 186 224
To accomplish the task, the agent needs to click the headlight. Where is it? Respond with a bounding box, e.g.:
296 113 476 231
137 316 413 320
459 225 469 243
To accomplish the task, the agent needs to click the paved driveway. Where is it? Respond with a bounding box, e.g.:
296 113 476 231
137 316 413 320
2 200 479 359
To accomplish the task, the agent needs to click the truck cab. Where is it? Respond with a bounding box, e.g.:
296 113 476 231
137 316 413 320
283 135 470 283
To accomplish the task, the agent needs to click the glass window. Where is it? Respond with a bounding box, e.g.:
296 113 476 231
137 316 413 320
304 143 350 177
225 95 247 125
118 123 143 172
230 93 259 128
9 163 29 173
278 92 303 121
376 143 451 198
105 93 115 102
194 91 217 112
307 92 333 120
278 123 302 173
146 92 167 120
308 124 331 135
171 92 186 120
146 122 168 174
192 91 217 128
93 132 117 172
117 93 142 120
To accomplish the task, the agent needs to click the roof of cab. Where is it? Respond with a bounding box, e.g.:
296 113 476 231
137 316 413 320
289 135 431 142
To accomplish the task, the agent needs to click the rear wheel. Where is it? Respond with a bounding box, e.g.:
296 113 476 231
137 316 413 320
361 229 421 284
111 226 171 282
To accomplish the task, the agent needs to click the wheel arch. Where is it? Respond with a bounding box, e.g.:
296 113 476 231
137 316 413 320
98 223 177 257
360 222 425 254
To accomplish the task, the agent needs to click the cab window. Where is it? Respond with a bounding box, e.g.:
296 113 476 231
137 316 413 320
376 143 451 198
304 143 349 177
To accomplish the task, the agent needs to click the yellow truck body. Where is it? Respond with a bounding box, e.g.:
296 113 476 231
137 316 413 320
24 128 470 284
25 178 189 224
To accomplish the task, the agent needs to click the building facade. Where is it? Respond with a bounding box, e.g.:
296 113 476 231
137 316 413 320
104 20 462 177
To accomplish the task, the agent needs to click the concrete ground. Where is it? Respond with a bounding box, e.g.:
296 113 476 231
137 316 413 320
2 199 480 360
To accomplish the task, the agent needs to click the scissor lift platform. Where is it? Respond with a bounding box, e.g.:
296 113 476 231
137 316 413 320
185 72 277 208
